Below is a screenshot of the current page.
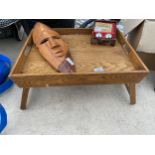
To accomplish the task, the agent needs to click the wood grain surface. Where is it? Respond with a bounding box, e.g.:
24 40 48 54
10 29 149 87
9 29 149 109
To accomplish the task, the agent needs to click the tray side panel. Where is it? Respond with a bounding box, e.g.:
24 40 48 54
12 72 147 87
117 30 149 72
9 31 33 76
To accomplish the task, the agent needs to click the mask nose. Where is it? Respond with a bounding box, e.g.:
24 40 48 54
48 38 58 48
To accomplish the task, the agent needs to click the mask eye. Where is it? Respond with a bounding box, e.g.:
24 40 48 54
40 38 48 44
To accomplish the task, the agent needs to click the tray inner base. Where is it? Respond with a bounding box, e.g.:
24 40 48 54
22 34 136 74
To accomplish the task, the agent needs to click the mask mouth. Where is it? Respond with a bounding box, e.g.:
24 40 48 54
54 50 64 57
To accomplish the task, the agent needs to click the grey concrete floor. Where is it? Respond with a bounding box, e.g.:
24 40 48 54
1 34 155 135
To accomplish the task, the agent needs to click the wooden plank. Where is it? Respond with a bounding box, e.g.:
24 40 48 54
9 31 33 75
117 29 126 45
118 30 149 72
128 83 136 104
20 88 30 110
125 83 136 104
11 71 147 87
54 28 92 35
125 83 129 94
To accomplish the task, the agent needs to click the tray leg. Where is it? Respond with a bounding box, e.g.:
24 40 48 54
125 83 136 105
20 88 30 110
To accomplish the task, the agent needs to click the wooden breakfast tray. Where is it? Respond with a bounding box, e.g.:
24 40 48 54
9 28 149 109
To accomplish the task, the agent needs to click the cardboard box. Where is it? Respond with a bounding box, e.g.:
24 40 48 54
123 19 155 70
121 19 144 35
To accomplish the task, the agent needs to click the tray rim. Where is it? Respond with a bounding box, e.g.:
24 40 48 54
9 28 149 86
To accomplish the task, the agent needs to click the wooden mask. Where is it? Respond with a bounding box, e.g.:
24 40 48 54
32 22 75 73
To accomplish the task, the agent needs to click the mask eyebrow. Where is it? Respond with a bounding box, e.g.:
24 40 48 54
52 35 61 39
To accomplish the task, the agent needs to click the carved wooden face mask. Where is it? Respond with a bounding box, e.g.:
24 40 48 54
33 22 75 73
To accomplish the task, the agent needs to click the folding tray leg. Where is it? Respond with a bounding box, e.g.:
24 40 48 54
20 88 30 110
125 83 136 105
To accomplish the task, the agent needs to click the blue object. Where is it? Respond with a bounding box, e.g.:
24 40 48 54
0 104 7 133
0 54 13 94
